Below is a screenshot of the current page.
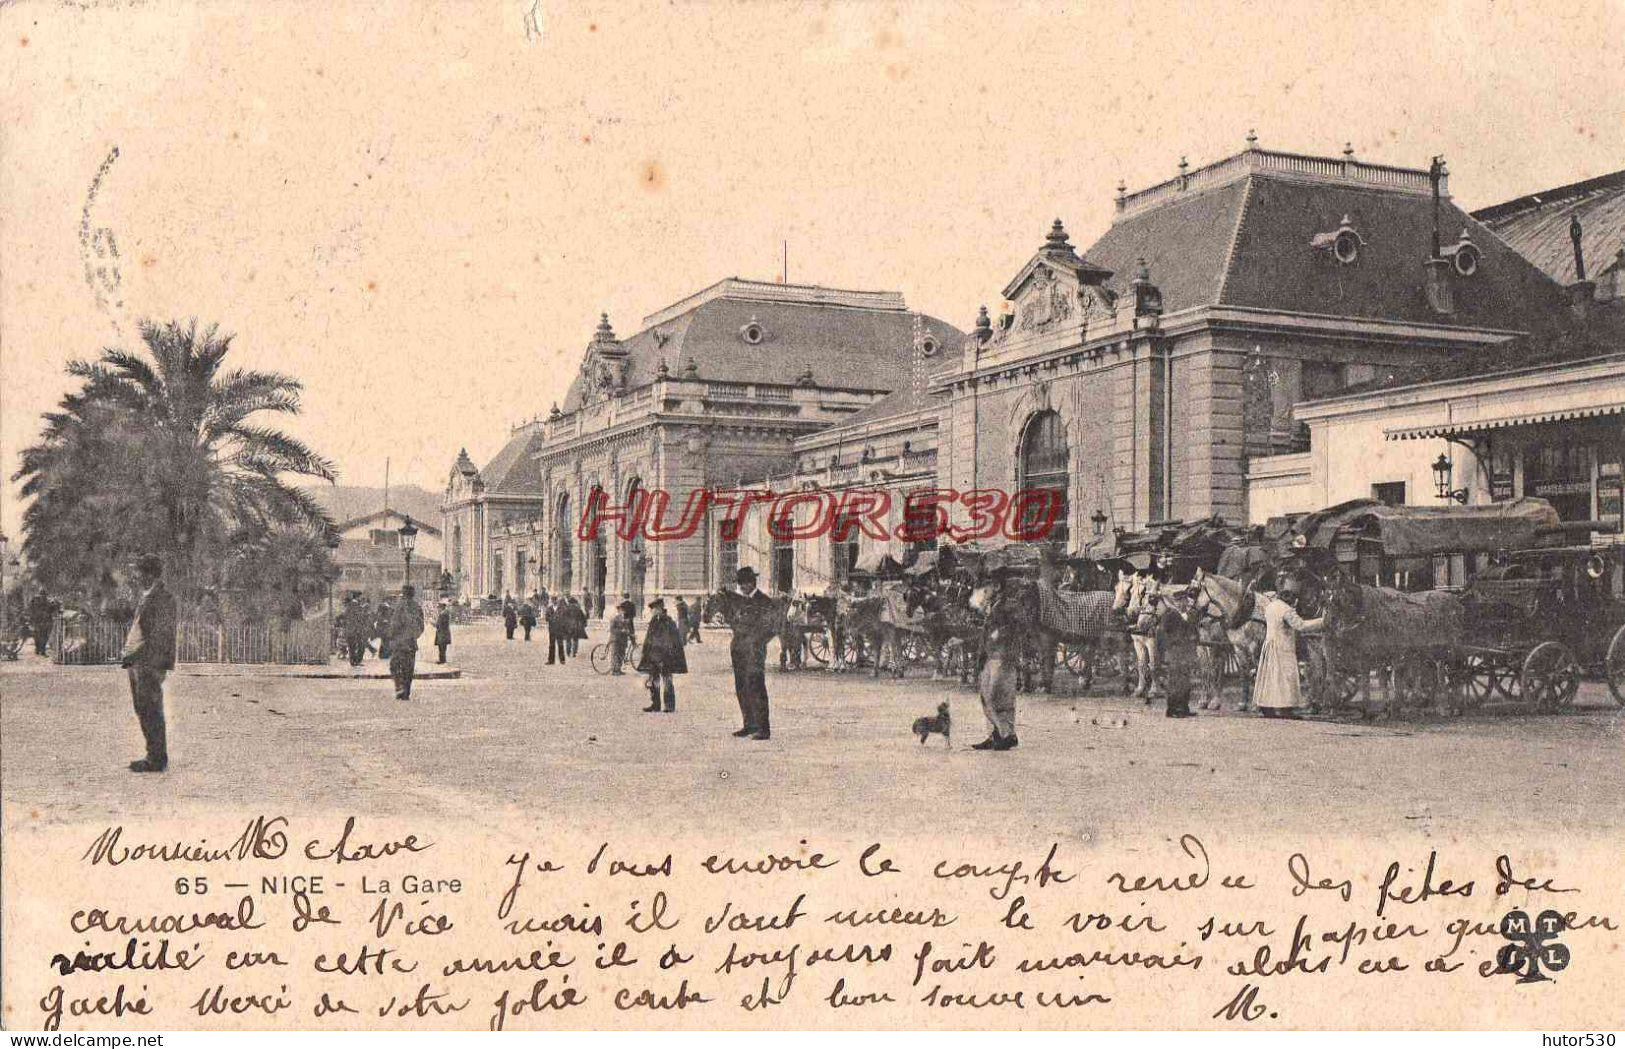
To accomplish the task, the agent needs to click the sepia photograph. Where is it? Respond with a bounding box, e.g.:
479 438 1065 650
1 0 1623 1034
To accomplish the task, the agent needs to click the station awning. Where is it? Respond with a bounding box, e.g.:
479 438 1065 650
1385 403 1625 441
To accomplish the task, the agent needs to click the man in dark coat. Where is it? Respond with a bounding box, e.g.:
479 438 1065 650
503 599 518 640
728 567 777 740
636 598 687 712
27 592 56 657
674 596 692 642
342 595 373 666
545 597 567 664
685 595 704 644
388 585 425 700
566 596 586 655
119 555 177 772
608 599 636 675
433 601 453 664
374 600 393 660
519 599 537 641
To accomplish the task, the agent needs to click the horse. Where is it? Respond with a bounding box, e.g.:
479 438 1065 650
1315 572 1468 715
904 575 983 682
990 576 1132 694
1189 568 1266 710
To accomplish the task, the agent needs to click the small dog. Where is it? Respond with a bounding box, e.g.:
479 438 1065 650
912 701 951 747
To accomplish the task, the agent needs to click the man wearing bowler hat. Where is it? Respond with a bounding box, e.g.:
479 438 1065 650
728 566 776 740
120 554 177 772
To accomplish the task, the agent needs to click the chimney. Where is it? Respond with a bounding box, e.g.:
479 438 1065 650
1568 216 1594 322
1423 156 1454 315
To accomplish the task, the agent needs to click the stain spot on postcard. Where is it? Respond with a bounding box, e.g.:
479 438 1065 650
640 160 665 192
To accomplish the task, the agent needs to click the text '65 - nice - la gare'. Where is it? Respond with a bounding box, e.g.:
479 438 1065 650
443 140 1625 616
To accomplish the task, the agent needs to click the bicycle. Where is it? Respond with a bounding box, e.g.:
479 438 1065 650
590 639 639 675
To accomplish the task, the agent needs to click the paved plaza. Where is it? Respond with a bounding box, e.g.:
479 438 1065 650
3 619 1622 840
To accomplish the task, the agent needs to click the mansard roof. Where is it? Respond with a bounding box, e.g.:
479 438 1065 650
1473 168 1625 285
476 427 546 498
801 348 960 441
1073 148 1571 336
559 279 963 411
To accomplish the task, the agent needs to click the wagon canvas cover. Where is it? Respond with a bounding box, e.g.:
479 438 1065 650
1295 497 1560 556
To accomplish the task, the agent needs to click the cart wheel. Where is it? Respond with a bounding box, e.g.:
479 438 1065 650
1606 625 1625 708
1457 655 1499 708
1520 641 1580 713
805 631 830 665
590 642 611 675
1491 666 1523 702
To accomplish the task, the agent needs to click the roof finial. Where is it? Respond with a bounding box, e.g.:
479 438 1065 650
1043 218 1073 255
974 304 993 342
1178 155 1189 176
656 358 670 379
593 312 616 343
1342 141 1355 160
1245 128 1258 149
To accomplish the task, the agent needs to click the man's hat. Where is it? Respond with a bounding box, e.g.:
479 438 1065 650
735 566 757 584
648 597 666 610
134 554 163 577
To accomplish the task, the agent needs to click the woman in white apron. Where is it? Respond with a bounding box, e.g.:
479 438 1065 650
1253 582 1324 719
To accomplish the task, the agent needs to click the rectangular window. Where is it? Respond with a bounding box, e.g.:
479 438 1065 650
1372 481 1406 507
718 538 739 587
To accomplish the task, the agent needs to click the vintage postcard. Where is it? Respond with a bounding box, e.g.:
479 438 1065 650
2 0 1623 1034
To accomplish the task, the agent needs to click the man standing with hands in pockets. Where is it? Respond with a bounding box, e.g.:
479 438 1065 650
728 566 777 740
120 554 177 773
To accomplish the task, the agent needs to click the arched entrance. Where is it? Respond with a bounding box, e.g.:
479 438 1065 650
1018 410 1070 548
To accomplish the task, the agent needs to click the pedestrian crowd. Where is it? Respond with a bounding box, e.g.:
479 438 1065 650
13 542 1334 776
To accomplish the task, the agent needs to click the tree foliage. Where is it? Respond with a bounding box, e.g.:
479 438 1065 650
14 320 337 610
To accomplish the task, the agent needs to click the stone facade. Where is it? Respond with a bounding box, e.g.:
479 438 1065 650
444 279 961 612
448 146 1583 601
938 146 1571 545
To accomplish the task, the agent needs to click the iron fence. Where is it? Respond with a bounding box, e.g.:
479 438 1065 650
51 614 332 666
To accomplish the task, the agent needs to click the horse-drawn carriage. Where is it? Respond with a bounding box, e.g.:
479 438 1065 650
1283 497 1625 715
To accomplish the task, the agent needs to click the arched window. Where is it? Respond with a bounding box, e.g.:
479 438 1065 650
1018 410 1069 547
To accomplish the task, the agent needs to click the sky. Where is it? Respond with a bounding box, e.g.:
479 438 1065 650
2 0 1623 540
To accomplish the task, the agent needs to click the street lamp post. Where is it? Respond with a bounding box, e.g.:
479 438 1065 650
1090 509 1108 538
398 517 419 593
1431 453 1469 504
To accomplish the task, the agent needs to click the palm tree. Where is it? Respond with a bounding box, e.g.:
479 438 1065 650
14 319 336 605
